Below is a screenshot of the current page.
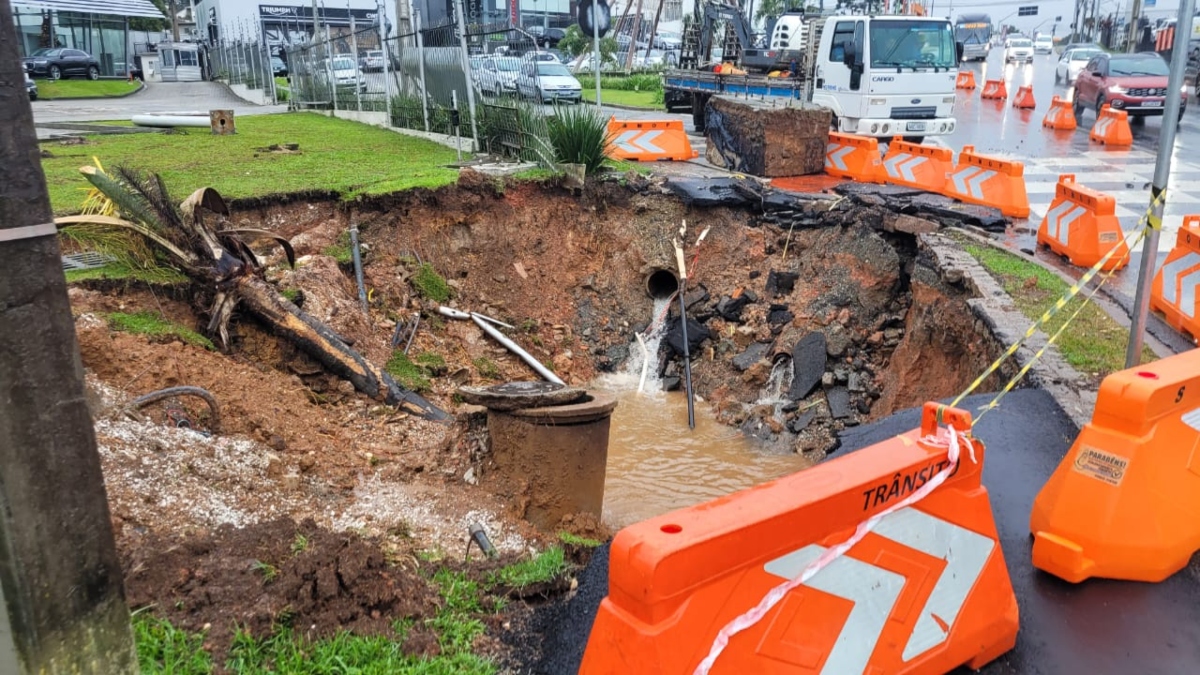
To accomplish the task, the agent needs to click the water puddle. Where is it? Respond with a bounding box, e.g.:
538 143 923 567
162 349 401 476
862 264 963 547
596 297 815 529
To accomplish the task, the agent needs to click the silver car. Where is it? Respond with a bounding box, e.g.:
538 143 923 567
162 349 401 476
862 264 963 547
479 56 521 96
518 61 582 104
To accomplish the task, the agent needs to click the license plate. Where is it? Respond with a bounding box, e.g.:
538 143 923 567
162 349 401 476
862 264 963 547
906 121 927 132
1143 101 1163 107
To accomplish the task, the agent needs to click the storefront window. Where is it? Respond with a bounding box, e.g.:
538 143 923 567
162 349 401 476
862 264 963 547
11 7 130 77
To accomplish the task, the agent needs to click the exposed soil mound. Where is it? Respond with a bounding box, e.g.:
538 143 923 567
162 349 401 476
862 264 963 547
122 518 442 666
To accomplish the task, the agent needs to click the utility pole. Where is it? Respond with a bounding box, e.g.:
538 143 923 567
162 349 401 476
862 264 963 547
0 1 138 673
1126 0 1197 366
624 0 644 70
168 0 181 41
396 0 412 37
1128 0 1142 51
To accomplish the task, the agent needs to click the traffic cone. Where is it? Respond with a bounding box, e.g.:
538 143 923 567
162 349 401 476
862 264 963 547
1013 85 1036 109
1042 96 1078 130
957 70 977 89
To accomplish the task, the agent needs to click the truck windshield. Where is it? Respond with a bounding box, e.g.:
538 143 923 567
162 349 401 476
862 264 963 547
871 20 956 70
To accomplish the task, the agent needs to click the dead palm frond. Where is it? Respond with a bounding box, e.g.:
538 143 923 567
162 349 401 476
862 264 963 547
56 165 446 422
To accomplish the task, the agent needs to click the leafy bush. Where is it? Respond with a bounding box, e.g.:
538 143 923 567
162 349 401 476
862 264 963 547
600 73 663 92
547 104 611 175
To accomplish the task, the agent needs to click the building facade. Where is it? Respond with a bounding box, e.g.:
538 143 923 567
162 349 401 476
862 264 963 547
190 0 395 52
10 0 166 77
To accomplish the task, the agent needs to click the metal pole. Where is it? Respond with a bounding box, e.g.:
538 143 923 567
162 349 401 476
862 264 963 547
380 0 394 112
350 10 362 111
678 282 695 429
349 225 369 313
592 2 602 106
415 10 430 132
453 0 480 149
1128 0 1142 52
1126 0 1195 367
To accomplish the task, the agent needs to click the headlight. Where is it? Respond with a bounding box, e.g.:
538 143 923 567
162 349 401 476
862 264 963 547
1108 84 1127 94
869 97 886 106
882 123 890 133
870 123 879 133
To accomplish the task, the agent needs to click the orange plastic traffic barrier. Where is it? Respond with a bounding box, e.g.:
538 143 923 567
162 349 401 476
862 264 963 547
980 79 1007 100
942 145 1030 218
580 402 1019 675
1089 104 1133 147
1012 84 1036 109
1036 174 1129 270
1031 349 1200 583
824 132 883 183
606 118 698 162
956 70 976 89
1042 95 1078 130
1150 214 1200 341
881 137 953 192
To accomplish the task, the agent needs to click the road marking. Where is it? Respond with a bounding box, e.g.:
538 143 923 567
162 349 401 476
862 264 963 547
763 506 994 672
1160 252 1200 306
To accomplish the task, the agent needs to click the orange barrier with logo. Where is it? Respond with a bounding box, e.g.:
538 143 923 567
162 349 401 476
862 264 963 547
981 79 1007 100
1089 105 1133 147
824 132 883 183
1042 95 1078 130
580 403 1019 675
606 118 698 162
942 145 1030 218
881 137 953 192
1150 214 1200 341
1036 174 1129 270
1012 84 1036 109
1031 349 1200 583
956 70 977 89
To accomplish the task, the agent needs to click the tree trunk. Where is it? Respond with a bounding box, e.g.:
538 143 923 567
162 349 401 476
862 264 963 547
236 275 448 421
0 0 138 670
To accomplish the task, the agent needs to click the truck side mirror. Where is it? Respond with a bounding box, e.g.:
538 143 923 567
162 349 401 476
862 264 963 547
842 41 856 68
956 41 964 62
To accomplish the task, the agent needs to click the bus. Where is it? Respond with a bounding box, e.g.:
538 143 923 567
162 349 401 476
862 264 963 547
954 13 993 61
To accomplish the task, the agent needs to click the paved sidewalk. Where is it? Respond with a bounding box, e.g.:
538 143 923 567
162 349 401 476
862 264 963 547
31 81 286 125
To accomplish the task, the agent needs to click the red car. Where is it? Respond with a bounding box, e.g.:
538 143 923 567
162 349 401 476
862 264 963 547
1073 52 1185 121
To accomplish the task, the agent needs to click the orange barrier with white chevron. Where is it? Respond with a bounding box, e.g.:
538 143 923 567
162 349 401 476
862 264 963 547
580 403 1019 675
1036 174 1129 270
1042 96 1077 131
1089 105 1133 147
606 118 698 162
956 70 976 90
1150 215 1200 341
824 132 883 183
941 145 1030 218
981 79 1007 100
1012 85 1036 109
1031 348 1200 582
881 137 953 192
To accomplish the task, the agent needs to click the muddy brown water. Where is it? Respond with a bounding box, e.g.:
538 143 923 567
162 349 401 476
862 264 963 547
598 382 815 529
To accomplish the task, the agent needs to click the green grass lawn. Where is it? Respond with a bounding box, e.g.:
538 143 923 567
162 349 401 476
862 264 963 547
582 88 662 109
956 236 1155 377
41 112 461 214
37 79 141 99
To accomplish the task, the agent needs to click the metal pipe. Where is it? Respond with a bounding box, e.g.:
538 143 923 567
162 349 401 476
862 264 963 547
131 114 210 127
349 225 368 313
128 386 221 433
471 314 564 384
468 523 497 558
470 311 514 330
678 279 695 429
1126 0 1194 367
403 313 420 353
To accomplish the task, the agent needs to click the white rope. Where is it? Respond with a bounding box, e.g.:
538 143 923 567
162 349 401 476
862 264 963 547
693 426 977 675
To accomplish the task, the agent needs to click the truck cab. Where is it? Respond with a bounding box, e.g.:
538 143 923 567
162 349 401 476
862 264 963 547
814 15 958 138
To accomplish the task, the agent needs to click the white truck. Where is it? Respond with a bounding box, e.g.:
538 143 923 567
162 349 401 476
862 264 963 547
665 11 961 140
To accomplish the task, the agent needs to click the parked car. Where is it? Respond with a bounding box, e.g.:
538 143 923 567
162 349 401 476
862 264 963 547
523 50 562 64
1004 38 1034 62
632 49 679 69
1055 46 1102 84
1034 35 1055 54
478 56 521 96
318 55 367 93
360 50 384 72
271 56 288 77
518 61 582 104
22 48 100 80
529 26 566 47
654 32 682 50
25 68 37 100
1073 52 1185 120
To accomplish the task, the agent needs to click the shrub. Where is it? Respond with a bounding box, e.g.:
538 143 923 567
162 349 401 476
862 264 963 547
547 104 611 175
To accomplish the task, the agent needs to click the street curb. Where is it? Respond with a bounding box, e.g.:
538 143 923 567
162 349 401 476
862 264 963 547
920 230 1096 431
590 100 663 112
37 81 145 101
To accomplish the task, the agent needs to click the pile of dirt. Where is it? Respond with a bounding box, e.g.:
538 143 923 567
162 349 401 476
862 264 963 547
122 518 442 665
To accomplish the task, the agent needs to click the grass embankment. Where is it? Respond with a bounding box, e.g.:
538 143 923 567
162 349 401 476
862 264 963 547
958 238 1155 377
135 547 570 674
40 112 460 214
582 88 662 108
37 79 141 99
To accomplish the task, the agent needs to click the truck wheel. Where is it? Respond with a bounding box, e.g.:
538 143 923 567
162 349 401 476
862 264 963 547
692 93 708 132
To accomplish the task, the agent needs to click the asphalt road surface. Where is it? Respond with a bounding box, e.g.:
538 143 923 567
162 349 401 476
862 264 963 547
534 390 1200 674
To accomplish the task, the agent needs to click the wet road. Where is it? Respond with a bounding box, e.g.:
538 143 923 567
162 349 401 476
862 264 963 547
538 391 1200 674
946 49 1200 304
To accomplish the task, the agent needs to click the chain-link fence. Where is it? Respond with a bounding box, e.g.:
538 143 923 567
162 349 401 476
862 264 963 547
208 28 278 104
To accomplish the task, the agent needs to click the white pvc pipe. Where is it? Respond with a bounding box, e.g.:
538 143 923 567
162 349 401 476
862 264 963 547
471 315 564 385
131 114 209 128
